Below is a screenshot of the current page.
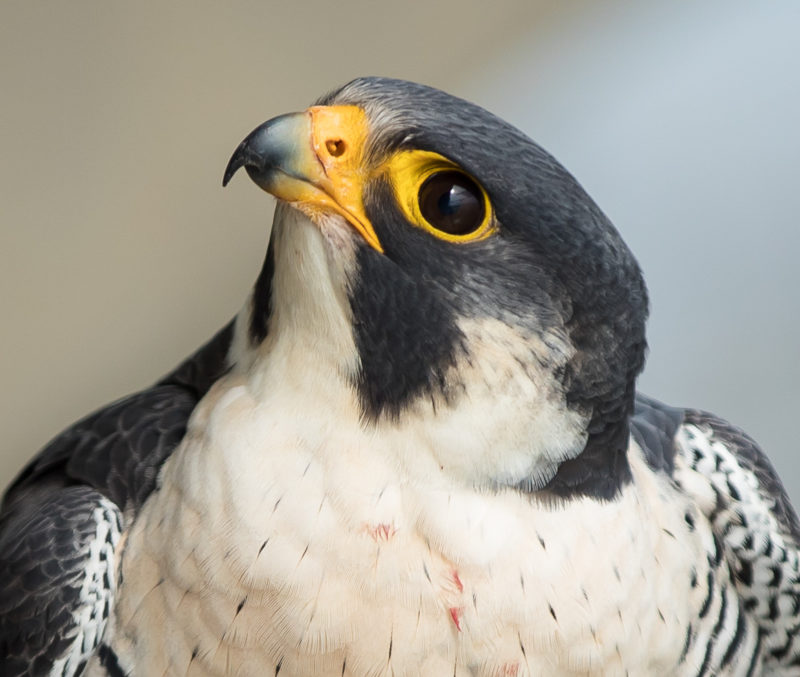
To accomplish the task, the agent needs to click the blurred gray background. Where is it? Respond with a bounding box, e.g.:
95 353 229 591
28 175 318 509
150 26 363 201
1 1 798 504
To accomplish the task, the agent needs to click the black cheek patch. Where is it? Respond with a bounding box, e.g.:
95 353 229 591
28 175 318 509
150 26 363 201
349 244 465 421
249 239 275 345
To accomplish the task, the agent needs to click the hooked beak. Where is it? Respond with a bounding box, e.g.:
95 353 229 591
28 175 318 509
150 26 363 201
223 106 383 253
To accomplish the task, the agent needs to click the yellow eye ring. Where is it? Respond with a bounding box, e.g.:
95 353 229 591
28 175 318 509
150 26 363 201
385 151 495 243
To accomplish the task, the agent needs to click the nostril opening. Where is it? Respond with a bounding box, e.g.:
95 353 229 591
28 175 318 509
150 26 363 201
325 138 346 157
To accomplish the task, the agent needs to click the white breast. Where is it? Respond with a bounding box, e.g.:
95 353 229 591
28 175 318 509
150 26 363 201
107 366 712 677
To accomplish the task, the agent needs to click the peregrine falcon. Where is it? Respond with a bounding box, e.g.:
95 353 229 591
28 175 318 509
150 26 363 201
1 77 798 676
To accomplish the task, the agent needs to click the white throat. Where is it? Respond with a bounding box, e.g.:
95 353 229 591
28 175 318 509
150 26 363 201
229 204 360 394
227 205 587 492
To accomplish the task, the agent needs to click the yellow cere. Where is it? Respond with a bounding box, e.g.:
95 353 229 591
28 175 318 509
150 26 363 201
300 106 494 251
307 105 384 253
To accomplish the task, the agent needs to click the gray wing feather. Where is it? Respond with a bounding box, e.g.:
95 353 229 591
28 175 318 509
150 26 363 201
6 384 201 513
631 392 683 475
0 487 121 677
0 321 234 676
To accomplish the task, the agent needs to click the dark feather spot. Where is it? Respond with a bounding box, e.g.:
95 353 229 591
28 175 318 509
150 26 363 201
98 644 126 677
735 560 753 586
768 596 780 621
678 624 693 663
727 478 741 502
768 563 782 587
721 609 746 667
745 632 762 677
699 571 715 619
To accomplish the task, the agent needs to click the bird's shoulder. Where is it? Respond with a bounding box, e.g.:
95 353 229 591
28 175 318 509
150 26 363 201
674 406 800 668
678 407 800 545
0 320 234 677
633 393 800 669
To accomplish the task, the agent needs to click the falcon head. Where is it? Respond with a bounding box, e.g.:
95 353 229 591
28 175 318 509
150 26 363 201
223 77 647 500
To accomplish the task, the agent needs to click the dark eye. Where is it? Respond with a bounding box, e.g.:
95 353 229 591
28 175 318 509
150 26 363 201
418 171 485 235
